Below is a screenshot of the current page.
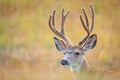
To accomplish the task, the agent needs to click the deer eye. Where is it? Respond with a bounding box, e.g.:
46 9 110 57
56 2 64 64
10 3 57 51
74 52 80 55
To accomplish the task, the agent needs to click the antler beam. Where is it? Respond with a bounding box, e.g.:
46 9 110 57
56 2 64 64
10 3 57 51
78 4 94 46
48 8 70 45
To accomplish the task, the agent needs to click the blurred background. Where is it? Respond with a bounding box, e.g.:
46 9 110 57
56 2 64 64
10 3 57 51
0 0 120 80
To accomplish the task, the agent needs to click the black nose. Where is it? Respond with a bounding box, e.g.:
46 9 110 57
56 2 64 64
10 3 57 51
61 60 68 65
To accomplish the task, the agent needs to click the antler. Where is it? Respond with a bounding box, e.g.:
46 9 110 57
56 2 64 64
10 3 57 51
78 3 94 46
48 8 70 45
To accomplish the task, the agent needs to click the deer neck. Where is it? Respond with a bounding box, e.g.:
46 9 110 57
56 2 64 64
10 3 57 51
69 56 89 72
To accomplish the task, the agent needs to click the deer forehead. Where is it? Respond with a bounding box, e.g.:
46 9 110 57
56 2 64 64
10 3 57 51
65 46 83 53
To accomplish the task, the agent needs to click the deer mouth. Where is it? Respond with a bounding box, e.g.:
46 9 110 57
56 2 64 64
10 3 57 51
61 65 69 68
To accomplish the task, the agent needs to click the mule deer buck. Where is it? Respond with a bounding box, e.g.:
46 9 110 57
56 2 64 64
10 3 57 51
48 4 97 72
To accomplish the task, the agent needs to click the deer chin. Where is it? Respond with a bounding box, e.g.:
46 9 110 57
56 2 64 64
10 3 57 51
70 66 81 72
61 63 77 68
61 65 69 68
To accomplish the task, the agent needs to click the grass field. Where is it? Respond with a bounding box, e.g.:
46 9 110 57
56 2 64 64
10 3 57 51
0 0 120 80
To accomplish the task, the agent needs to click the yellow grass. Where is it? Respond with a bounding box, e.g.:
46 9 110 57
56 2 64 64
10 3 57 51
0 0 120 80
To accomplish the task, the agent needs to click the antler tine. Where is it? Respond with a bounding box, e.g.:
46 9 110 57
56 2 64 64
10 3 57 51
60 8 70 35
82 8 89 29
80 13 89 35
48 9 70 45
51 10 56 26
78 4 94 46
90 4 94 32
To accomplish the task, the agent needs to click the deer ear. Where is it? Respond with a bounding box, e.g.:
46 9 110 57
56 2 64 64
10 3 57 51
82 34 97 52
54 37 66 52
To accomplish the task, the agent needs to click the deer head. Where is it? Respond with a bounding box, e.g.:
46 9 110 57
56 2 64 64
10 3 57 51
48 4 97 72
